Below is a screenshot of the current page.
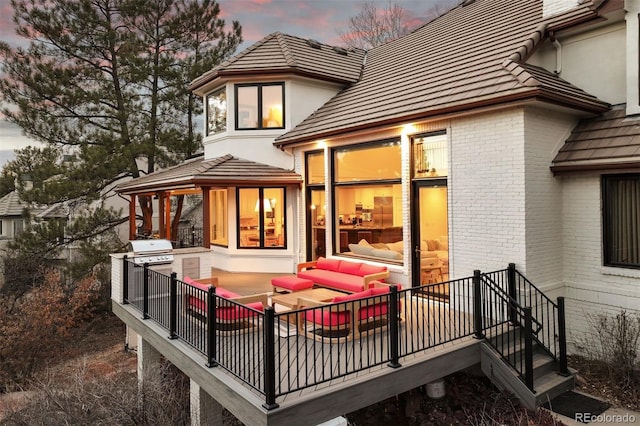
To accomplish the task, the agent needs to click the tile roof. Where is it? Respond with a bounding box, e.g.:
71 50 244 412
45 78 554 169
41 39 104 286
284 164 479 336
551 105 640 173
189 32 366 92
115 154 302 194
0 191 28 217
0 191 64 218
275 0 610 146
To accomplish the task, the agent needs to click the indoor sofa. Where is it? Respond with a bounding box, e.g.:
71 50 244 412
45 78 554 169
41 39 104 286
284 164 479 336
296 257 389 293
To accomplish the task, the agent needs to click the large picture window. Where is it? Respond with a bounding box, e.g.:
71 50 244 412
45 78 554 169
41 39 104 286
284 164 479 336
235 83 284 130
603 174 640 268
206 88 226 135
237 187 285 249
333 141 403 263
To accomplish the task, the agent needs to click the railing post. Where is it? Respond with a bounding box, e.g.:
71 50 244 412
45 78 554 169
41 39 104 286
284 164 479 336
206 286 217 367
557 297 569 376
507 263 517 325
523 307 535 392
122 255 129 304
142 263 150 319
473 270 484 339
168 273 177 340
262 307 279 410
387 286 401 368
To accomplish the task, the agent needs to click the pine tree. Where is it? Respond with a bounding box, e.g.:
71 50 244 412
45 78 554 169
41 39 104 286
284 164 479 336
0 0 242 278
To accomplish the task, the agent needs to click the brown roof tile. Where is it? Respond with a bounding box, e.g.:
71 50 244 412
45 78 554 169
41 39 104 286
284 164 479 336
551 105 640 173
115 154 302 194
275 0 609 146
189 33 366 92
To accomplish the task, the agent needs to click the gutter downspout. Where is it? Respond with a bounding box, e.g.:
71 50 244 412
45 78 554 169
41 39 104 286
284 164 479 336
549 31 562 75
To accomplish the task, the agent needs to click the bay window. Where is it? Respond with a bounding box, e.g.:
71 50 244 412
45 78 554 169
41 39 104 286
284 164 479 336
235 83 284 130
237 187 285 249
206 88 226 135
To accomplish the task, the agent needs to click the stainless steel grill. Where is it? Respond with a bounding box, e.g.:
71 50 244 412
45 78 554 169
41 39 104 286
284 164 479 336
128 239 174 265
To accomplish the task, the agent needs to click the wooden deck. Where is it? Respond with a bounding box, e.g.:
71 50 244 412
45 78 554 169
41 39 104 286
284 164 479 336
115 292 482 426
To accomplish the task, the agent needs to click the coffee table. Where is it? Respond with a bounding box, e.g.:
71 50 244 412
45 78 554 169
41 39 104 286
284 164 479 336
272 288 345 310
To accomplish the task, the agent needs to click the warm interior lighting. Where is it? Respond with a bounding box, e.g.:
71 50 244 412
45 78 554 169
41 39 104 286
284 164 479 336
401 124 416 137
255 198 272 213
267 105 282 126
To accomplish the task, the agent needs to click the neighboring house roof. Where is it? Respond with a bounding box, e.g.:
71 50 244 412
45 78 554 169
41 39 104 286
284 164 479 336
551 105 640 174
274 0 610 147
190 32 366 92
115 154 302 195
0 191 27 217
0 190 66 219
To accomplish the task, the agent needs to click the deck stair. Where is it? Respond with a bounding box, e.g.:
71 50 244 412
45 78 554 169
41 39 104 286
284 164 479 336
481 327 574 409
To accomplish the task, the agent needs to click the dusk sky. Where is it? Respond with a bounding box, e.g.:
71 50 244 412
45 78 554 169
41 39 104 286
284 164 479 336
0 0 459 166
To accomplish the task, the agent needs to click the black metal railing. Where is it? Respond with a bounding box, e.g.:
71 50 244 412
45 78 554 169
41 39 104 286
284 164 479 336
120 257 567 407
174 226 203 248
475 266 568 391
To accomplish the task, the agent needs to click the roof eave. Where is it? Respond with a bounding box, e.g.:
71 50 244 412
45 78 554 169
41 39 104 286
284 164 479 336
274 90 609 148
117 176 303 196
551 159 640 175
190 68 357 95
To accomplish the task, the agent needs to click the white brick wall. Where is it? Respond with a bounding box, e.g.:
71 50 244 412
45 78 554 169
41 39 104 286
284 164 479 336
561 176 640 351
450 109 527 276
522 107 575 285
543 0 581 18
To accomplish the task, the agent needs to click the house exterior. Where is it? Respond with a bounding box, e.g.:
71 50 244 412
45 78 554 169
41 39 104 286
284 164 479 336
111 0 639 423
0 190 68 286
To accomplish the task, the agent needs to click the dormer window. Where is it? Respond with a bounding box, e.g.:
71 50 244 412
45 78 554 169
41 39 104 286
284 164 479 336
235 83 284 130
206 88 227 135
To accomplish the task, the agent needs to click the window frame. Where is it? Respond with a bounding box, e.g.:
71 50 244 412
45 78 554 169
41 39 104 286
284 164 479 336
236 187 287 249
206 87 227 136
234 82 285 130
331 139 402 262
602 173 640 269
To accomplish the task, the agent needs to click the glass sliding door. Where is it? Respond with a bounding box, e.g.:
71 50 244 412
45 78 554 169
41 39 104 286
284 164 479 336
412 181 449 296
306 151 326 261
411 131 449 298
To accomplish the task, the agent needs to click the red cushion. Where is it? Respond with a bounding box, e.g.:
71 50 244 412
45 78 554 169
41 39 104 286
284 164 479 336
216 301 264 320
357 264 387 277
187 295 206 312
215 287 241 299
271 276 313 291
304 309 350 326
359 302 389 320
183 276 210 291
371 285 402 295
337 260 362 275
316 257 342 272
297 269 366 293
332 290 372 303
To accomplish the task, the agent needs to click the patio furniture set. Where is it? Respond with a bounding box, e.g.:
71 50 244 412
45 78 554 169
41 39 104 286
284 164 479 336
183 257 401 340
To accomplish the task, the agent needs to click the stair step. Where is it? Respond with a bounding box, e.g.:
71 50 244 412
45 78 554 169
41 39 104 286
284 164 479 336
534 372 575 406
481 343 575 410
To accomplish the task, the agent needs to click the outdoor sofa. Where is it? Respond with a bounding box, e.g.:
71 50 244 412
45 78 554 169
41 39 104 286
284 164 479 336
296 257 389 293
296 281 402 341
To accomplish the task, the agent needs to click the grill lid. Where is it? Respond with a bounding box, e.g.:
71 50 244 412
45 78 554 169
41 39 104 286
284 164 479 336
127 239 174 265
128 239 173 255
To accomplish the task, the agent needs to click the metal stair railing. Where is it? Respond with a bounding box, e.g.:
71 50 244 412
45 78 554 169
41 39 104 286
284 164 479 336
475 266 569 392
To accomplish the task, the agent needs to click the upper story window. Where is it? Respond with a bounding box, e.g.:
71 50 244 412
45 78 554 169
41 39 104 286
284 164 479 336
235 83 284 130
206 88 227 135
602 174 639 269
